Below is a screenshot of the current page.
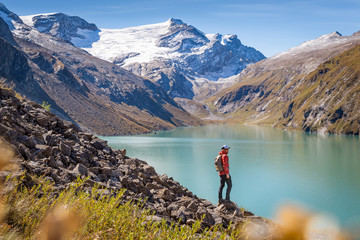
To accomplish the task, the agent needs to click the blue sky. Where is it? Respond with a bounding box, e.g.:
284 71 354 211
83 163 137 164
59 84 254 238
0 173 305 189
1 0 360 57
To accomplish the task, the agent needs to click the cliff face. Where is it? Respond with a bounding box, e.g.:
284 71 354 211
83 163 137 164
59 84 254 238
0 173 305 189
0 87 274 235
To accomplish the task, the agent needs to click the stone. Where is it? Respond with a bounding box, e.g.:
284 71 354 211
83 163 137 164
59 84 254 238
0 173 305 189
196 208 215 227
171 206 187 224
100 167 114 177
45 156 57 168
187 201 198 212
103 147 111 155
107 179 122 188
59 141 71 156
18 143 34 161
24 136 37 148
50 172 62 184
55 159 65 168
36 115 50 127
72 163 88 176
111 169 124 178
64 129 75 138
143 165 157 177
88 172 101 182
145 182 163 190
28 161 40 168
211 212 223 225
156 188 174 202
0 123 17 143
61 170 78 183
43 133 57 146
91 138 107 150
34 144 52 158
0 88 15 97
119 149 126 158
88 167 101 175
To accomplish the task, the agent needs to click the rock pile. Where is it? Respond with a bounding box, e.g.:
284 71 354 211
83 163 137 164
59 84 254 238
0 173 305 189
0 87 273 234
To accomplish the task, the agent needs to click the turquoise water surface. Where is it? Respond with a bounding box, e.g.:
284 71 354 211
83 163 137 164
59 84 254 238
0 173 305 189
101 124 360 226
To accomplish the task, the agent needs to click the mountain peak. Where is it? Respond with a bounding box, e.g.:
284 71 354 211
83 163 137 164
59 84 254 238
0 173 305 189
20 12 99 47
167 18 184 25
0 3 23 29
326 31 342 37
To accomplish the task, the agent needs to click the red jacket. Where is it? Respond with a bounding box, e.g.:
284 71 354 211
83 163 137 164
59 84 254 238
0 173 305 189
219 150 229 176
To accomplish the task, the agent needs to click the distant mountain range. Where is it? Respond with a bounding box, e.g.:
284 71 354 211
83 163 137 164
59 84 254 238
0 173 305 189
21 14 265 103
1 3 359 135
0 3 202 135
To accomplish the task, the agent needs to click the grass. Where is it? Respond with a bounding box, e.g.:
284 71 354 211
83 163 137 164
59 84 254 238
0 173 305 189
41 101 51 112
0 174 240 240
0 138 242 239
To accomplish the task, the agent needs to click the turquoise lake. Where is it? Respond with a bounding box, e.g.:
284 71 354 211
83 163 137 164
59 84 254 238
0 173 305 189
101 124 360 226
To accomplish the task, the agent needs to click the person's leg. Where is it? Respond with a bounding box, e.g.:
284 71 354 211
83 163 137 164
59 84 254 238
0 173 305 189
225 175 232 201
218 175 226 202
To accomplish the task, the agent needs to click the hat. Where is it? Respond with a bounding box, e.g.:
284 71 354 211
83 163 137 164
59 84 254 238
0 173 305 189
221 145 230 150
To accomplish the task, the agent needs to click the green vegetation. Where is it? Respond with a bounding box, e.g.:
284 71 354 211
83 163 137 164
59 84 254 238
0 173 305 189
0 175 238 239
41 101 51 112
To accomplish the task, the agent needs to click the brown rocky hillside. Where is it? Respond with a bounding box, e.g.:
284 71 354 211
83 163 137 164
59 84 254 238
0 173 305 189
208 32 360 135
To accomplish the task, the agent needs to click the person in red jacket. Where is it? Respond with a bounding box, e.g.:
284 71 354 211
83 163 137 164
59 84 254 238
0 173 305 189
218 145 232 204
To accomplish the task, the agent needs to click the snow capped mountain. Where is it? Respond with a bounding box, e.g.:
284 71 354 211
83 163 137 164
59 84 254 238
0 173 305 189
22 14 265 100
20 12 100 47
0 3 23 30
0 4 202 135
92 18 265 100
83 18 265 80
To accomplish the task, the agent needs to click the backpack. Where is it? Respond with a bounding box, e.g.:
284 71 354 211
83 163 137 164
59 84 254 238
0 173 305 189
214 154 224 172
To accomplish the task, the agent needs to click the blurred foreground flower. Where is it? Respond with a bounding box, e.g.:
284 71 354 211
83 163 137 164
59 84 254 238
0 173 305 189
243 204 353 240
275 204 352 240
0 138 16 223
38 205 84 240
0 138 15 171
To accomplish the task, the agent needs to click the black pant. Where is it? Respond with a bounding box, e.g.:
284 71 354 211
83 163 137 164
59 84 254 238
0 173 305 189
218 174 232 201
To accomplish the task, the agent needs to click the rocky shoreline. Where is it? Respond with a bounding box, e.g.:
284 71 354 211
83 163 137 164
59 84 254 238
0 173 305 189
0 87 275 237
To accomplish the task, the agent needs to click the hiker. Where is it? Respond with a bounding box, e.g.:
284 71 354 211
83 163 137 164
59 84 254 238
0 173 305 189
218 145 232 204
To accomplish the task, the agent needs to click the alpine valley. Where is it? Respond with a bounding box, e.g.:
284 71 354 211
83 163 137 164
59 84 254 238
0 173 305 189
1 3 359 135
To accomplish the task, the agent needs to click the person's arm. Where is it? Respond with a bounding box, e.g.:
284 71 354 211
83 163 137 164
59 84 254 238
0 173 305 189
222 155 230 178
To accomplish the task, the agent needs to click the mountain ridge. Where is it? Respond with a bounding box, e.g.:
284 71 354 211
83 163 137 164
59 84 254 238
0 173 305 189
207 31 360 135
0 4 202 136
22 13 265 104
